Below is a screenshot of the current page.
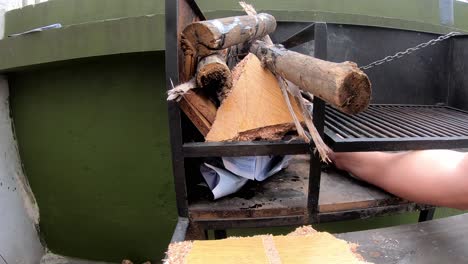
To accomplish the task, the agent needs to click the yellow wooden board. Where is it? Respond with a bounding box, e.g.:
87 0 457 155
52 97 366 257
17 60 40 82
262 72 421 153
274 233 366 264
186 237 269 264
181 232 369 264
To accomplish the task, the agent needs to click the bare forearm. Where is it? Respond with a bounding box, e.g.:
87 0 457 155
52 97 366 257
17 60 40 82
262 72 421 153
333 150 468 209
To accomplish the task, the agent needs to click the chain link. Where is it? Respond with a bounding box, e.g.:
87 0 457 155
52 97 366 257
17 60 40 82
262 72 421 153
360 31 461 70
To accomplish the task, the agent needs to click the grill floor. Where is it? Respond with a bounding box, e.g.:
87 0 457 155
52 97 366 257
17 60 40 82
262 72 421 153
325 105 468 151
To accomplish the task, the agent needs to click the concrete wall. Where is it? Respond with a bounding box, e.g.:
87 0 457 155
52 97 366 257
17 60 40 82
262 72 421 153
0 0 48 12
0 2 44 263
0 75 43 264
10 52 174 263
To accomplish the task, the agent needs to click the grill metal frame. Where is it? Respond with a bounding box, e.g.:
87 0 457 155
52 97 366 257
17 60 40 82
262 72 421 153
166 0 445 241
326 104 468 152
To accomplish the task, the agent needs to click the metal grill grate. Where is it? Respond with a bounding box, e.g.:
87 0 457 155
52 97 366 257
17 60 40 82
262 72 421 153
325 105 468 151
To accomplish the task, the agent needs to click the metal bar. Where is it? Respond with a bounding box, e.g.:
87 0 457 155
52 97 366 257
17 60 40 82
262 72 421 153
193 215 306 229
327 108 391 138
387 107 466 136
170 217 190 243
324 120 352 139
214 230 228 239
358 110 422 137
166 0 189 217
413 109 468 135
432 107 468 123
330 137 468 152
281 23 316 49
422 108 468 131
326 110 377 138
384 108 456 137
186 0 206 20
418 208 436 222
191 204 432 229
330 108 402 138
352 110 414 137
182 141 310 157
367 106 441 136
444 105 468 115
308 22 327 223
325 117 361 138
395 106 468 132
318 204 433 223
366 107 439 137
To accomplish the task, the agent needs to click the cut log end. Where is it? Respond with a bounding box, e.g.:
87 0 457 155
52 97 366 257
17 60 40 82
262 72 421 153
338 68 372 115
197 62 233 101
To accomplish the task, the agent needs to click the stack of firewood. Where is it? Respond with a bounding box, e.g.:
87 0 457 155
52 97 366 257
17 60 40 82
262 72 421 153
168 3 371 161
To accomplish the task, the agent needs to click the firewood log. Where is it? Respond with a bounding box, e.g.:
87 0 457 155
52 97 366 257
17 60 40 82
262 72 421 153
181 14 276 78
196 52 232 102
251 41 371 115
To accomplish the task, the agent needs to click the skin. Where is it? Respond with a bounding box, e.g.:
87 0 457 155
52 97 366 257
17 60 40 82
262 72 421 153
331 150 468 210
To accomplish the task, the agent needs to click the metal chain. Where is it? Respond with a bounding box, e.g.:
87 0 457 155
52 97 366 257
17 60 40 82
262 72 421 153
360 31 461 70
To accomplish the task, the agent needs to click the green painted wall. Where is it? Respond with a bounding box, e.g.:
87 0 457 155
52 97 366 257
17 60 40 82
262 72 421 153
9 52 176 262
2 0 468 73
0 15 164 72
4 0 165 36
5 0 468 36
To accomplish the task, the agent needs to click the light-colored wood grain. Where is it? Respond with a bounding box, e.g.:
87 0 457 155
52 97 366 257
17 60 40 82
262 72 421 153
186 237 268 264
206 53 304 142
183 232 368 263
273 233 367 264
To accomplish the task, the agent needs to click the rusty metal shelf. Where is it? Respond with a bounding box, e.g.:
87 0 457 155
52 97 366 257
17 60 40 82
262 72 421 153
188 155 429 229
326 105 468 152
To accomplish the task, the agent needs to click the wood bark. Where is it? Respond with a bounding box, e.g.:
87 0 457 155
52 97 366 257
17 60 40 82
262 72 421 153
251 41 371 115
196 52 232 102
181 13 276 77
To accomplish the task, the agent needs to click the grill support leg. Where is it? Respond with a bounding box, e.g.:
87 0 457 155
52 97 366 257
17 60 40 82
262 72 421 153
418 208 436 222
214 230 228 239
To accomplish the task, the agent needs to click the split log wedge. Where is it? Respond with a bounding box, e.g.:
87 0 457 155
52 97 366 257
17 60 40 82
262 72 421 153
206 53 303 142
251 41 371 115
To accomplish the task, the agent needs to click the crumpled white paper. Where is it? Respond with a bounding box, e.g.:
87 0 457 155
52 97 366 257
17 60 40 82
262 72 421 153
200 156 292 199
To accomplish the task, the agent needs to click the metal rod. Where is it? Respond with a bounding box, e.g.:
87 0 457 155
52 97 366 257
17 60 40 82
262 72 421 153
308 22 327 223
327 108 390 138
170 217 190 243
166 0 190 217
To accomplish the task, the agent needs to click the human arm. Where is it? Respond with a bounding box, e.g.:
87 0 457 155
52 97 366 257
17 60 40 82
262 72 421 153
331 150 468 210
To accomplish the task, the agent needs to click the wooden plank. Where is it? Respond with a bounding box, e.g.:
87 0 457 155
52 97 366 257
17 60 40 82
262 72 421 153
273 234 366 263
178 232 367 264
337 213 468 264
179 90 217 136
188 155 408 220
186 237 268 264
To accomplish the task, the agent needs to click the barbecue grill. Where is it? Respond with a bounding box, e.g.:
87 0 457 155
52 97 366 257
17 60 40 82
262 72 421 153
166 0 468 241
